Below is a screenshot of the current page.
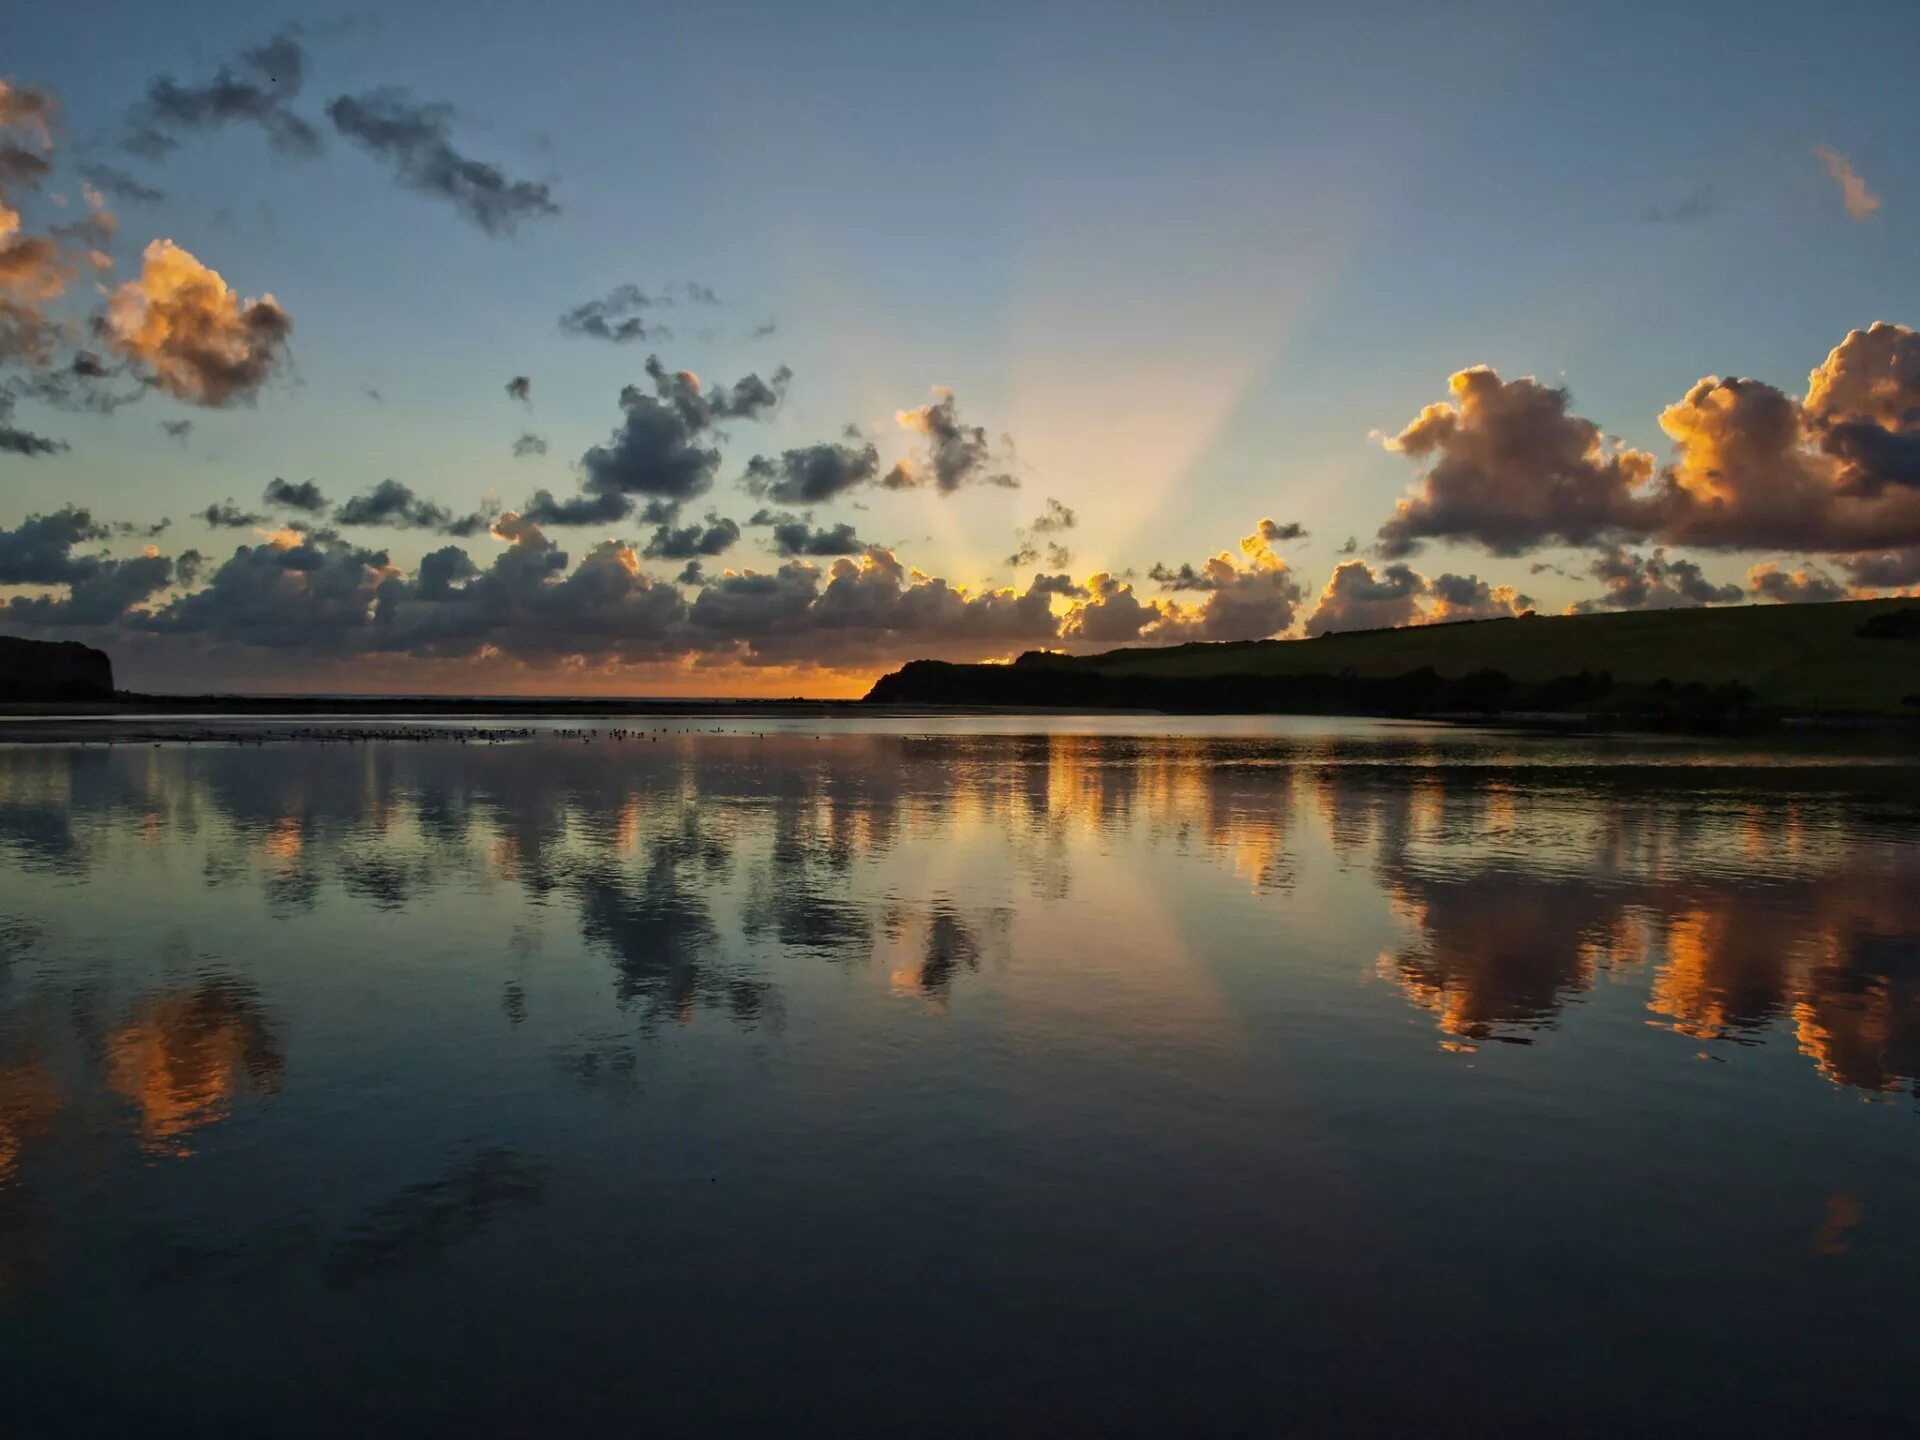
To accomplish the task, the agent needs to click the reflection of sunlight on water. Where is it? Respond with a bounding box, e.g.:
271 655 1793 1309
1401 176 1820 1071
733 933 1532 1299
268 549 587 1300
104 980 282 1156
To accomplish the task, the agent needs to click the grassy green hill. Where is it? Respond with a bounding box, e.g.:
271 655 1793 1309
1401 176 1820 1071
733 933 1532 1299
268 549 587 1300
1065 598 1920 714
866 597 1920 718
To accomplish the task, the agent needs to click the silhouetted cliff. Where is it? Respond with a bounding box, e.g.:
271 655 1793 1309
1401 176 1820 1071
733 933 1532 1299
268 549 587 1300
0 636 115 700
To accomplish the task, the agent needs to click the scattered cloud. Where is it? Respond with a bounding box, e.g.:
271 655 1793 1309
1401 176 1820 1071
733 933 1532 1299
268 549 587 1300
1814 144 1879 223
327 89 557 235
160 417 192 442
743 440 881 504
80 164 165 205
123 29 322 161
1747 562 1846 604
769 520 865 556
512 432 547 458
1008 497 1078 566
888 388 1016 492
642 514 740 560
1306 560 1430 635
559 284 666 343
103 239 293 406
1565 546 1740 613
505 374 530 403
334 479 493 536
265 478 329 513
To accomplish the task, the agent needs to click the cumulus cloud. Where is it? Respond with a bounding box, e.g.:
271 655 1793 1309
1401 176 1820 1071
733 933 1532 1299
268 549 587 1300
1305 560 1429 636
1377 367 1657 556
264 477 329 513
512 432 547 458
1565 546 1740 614
0 80 83 370
505 374 530 403
770 520 865 556
1374 326 1920 573
335 479 491 536
641 514 740 560
326 89 557 235
888 388 1016 492
0 505 175 626
533 357 787 526
743 441 881 504
1747 563 1846 604
1840 547 1920 589
200 500 266 528
1008 497 1077 566
1426 572 1533 622
1814 145 1879 223
102 239 292 406
123 29 321 160
1060 573 1166 644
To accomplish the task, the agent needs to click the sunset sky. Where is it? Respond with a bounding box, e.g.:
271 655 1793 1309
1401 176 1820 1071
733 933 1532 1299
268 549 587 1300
5 0 1919 694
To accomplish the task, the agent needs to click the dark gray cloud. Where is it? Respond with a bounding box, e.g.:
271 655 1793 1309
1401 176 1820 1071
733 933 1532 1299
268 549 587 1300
0 506 175 626
743 441 880 504
201 501 267 529
1029 573 1088 599
0 391 64 456
559 285 666 343
505 375 531 403
80 164 166 204
1642 184 1718 224
1427 572 1532 621
512 432 547 458
265 477 329 513
335 479 492 536
890 389 1016 492
1007 497 1077 567
641 514 740 560
770 520 864 556
1306 560 1429 635
1566 547 1740 614
1840 547 1920 589
1746 563 1846 604
537 358 788 525
326 89 557 235
161 418 193 442
124 30 322 161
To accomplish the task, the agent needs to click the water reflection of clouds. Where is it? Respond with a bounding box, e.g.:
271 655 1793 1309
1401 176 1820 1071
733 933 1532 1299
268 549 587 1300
0 737 1916 1104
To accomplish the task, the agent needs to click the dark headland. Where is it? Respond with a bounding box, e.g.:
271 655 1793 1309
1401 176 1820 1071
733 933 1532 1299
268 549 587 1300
866 597 1920 726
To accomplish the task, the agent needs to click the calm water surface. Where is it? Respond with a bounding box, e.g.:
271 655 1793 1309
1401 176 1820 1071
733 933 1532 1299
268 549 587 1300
2 717 1918 1436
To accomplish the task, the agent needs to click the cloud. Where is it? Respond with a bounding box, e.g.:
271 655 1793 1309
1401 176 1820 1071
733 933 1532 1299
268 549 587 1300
200 500 266 528
264 477 329 513
335 479 492 536
1059 573 1166 644
1377 367 1657 556
0 505 174 626
1642 184 1718 224
0 81 83 370
326 89 557 235
889 388 1016 492
1814 145 1879 223
1426 572 1532 621
1747 562 1846 604
1305 560 1429 635
1839 547 1920 590
512 432 547 458
641 514 740 560
559 284 667 343
124 29 321 160
534 357 788 525
1374 326 1920 567
0 390 64 455
102 240 292 406
160 418 192 442
743 441 881 504
80 164 165 205
1007 497 1078 566
1565 546 1740 613
770 520 865 556
505 374 530 403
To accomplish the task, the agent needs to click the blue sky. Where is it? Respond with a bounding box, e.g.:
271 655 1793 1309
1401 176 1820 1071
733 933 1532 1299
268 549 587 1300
3 0 1918 692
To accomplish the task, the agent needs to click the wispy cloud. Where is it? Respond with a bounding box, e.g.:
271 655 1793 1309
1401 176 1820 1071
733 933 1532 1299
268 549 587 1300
1814 144 1880 222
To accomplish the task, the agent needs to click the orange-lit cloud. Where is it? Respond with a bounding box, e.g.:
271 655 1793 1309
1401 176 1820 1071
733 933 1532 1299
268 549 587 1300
103 239 292 405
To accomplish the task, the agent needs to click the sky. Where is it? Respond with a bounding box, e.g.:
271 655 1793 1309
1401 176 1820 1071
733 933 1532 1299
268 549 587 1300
4 0 1920 695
